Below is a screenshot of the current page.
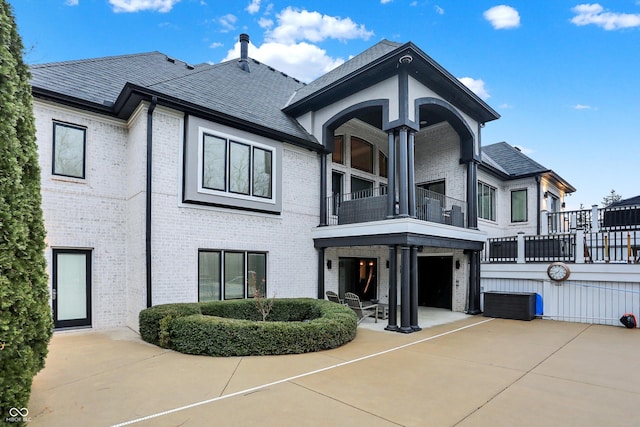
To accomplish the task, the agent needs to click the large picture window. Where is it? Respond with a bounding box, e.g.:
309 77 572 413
53 122 86 179
351 137 373 173
198 250 267 301
201 131 274 200
511 189 528 222
478 181 496 221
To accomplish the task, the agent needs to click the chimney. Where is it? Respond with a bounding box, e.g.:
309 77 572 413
239 33 250 72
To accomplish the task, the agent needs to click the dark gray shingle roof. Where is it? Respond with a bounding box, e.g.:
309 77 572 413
609 195 640 207
30 52 315 144
481 142 548 177
30 52 201 106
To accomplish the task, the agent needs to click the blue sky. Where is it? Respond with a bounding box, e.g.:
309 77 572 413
9 0 640 209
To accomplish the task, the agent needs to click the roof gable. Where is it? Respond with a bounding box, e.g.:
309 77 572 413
285 39 402 107
283 40 499 124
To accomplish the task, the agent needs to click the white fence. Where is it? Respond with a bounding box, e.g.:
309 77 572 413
481 263 640 327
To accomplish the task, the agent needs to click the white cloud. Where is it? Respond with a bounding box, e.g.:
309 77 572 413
458 77 490 100
381 0 393 4
483 5 521 29
574 104 594 110
265 7 374 45
499 103 513 109
219 8 372 82
246 0 260 15
65 0 79 6
222 39 345 83
435 5 445 15
109 0 180 13
218 14 237 32
571 3 640 30
209 42 223 49
258 17 274 29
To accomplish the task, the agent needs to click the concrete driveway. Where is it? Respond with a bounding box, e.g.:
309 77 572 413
27 315 640 426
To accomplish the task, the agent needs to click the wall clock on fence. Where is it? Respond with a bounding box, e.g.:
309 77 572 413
547 262 571 282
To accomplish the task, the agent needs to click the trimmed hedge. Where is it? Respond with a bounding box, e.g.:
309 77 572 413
139 298 357 356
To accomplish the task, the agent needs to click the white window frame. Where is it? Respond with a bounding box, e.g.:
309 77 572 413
197 127 277 205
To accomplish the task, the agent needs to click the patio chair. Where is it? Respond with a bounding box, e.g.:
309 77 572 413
344 292 378 324
325 290 344 304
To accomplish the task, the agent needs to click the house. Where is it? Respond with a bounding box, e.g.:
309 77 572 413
32 34 508 333
478 141 576 238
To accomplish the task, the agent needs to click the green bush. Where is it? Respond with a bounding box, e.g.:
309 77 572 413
138 303 201 347
1 1 53 422
139 299 357 356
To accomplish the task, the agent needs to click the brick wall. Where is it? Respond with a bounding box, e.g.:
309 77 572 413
35 101 129 329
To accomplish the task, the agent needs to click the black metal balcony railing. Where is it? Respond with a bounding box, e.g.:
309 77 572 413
547 204 640 234
483 230 640 264
325 187 467 228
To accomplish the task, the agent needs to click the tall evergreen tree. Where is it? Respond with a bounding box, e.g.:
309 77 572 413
0 1 53 423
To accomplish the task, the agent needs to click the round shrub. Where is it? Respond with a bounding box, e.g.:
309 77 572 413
139 298 357 356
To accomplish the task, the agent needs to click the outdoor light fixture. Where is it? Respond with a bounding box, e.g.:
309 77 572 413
386 260 390 268
326 260 332 269
455 260 461 270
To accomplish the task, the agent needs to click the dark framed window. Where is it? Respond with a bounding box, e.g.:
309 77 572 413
198 250 267 301
253 147 272 198
202 134 226 191
224 252 245 300
379 151 388 178
229 141 250 195
247 253 267 297
478 181 496 221
331 172 343 215
350 137 373 173
332 135 344 164
53 122 86 178
198 250 221 301
201 132 273 200
511 189 528 222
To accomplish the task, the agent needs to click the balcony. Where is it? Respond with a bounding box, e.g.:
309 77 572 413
314 187 483 250
325 186 467 228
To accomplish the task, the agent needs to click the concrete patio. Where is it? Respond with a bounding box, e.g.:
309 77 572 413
27 311 640 426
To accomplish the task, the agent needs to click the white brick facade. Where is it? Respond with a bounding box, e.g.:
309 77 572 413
36 100 321 329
